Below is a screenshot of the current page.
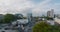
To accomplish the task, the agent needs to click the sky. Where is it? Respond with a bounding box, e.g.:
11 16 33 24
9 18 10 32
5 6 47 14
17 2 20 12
0 0 60 16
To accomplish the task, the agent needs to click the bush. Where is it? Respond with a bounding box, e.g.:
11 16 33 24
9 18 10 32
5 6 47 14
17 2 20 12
33 22 60 32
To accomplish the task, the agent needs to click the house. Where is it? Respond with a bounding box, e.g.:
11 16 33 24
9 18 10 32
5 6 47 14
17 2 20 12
54 17 60 24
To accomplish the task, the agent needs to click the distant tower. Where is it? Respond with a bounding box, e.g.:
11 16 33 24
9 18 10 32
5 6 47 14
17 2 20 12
28 13 32 22
27 9 32 22
47 9 54 18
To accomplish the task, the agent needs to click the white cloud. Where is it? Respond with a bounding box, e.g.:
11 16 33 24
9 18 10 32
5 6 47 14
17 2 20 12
0 0 34 14
0 0 60 16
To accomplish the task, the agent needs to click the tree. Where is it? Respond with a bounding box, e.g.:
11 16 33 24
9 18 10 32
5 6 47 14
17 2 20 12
33 22 60 32
3 14 16 23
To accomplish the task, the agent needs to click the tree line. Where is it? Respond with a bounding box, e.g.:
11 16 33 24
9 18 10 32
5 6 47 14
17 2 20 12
0 14 23 23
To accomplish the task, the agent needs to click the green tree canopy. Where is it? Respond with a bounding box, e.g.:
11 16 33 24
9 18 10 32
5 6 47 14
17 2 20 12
3 14 16 23
33 22 60 32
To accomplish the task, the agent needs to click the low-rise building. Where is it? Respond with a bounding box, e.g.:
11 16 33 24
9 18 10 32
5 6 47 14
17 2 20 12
47 20 55 25
54 17 60 24
12 19 28 25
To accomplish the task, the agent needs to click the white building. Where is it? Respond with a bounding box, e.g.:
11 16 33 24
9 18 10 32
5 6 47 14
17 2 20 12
54 17 60 24
17 19 28 24
47 20 55 25
12 19 28 25
47 9 54 18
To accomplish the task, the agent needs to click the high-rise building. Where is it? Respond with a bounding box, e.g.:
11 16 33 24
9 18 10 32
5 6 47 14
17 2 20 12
28 12 32 22
47 9 54 18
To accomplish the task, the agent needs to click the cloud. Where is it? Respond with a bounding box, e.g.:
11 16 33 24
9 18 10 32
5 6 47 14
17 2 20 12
0 0 34 14
0 0 60 16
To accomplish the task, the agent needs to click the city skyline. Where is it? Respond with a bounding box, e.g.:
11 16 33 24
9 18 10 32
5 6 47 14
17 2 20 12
0 0 60 16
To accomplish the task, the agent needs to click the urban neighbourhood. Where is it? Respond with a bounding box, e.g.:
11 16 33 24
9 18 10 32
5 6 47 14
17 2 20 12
0 9 60 32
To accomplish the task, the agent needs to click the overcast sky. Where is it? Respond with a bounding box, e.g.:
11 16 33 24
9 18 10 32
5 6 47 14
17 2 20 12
0 0 60 16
